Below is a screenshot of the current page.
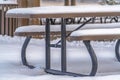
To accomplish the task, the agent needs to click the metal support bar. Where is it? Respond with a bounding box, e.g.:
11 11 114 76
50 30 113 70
54 18 94 46
83 40 98 76
115 39 120 62
61 18 67 72
21 36 35 69
45 69 90 77
50 44 61 48
45 18 51 69
110 16 119 23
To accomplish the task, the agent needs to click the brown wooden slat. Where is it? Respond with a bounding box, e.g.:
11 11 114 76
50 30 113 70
17 0 29 26
1 5 5 35
0 10 2 34
0 3 18 36
9 18 12 36
71 0 76 6
64 0 69 6
29 0 40 25
5 5 9 35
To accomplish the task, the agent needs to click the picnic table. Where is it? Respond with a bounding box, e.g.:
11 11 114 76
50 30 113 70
0 1 18 35
6 5 120 76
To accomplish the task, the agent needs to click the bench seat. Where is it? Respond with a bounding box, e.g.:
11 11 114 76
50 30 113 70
14 24 78 36
15 23 120 37
70 28 120 40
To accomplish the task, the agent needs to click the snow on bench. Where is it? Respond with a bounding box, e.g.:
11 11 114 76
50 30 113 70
70 28 120 40
15 23 120 37
14 24 79 36
70 23 120 40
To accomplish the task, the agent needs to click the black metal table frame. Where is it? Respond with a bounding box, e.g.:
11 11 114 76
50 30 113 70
44 18 98 76
20 17 120 77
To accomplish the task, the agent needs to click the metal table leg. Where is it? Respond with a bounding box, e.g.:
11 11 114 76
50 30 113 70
21 36 35 69
115 39 120 62
61 18 67 72
45 18 67 74
83 40 98 76
45 18 98 76
45 18 51 70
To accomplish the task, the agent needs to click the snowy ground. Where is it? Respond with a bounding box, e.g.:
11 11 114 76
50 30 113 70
1 0 120 79
1 35 120 80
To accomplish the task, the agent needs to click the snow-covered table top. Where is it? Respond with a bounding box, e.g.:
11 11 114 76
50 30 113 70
0 1 17 5
6 5 120 18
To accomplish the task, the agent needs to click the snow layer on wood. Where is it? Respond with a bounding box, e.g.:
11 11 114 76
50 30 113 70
71 28 120 36
6 5 120 15
15 23 120 32
0 0 17 4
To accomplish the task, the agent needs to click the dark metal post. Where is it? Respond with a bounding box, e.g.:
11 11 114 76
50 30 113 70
45 18 51 69
61 18 67 72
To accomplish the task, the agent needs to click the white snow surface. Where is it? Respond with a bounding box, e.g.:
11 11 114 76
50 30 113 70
0 0 17 4
15 23 120 32
1 35 120 80
70 28 120 36
6 5 120 15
